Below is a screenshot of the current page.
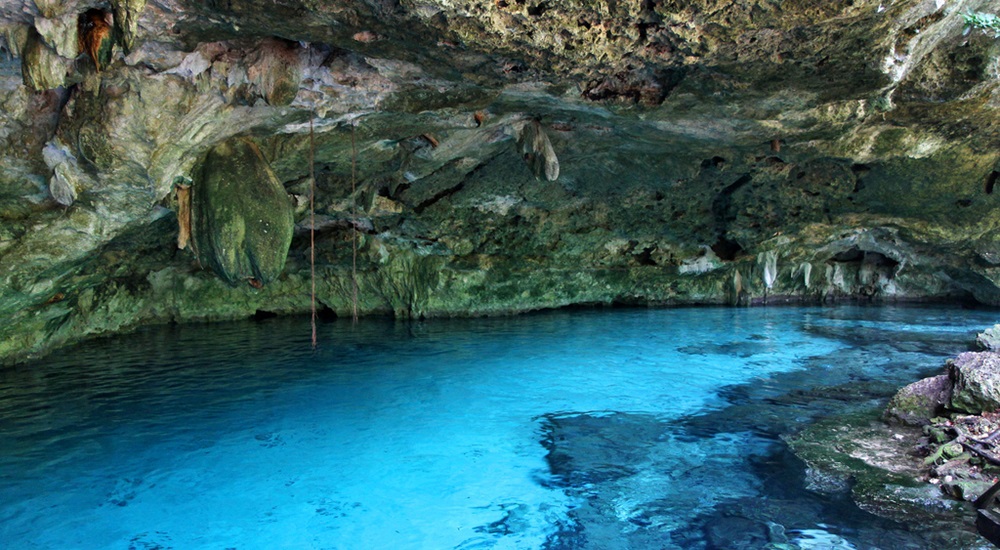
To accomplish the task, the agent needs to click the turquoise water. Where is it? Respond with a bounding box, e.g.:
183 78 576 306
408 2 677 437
0 306 997 549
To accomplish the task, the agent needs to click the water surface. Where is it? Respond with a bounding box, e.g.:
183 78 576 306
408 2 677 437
1 306 996 549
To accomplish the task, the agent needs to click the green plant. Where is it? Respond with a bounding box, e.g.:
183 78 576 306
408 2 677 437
963 11 1000 38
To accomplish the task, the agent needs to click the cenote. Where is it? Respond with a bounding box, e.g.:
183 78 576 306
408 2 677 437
1 305 998 549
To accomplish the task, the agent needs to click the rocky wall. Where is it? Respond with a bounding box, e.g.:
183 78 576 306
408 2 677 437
1 0 1000 363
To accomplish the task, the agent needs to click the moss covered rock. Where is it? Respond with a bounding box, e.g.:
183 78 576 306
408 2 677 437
885 374 952 426
21 27 68 90
948 352 1000 415
192 137 294 287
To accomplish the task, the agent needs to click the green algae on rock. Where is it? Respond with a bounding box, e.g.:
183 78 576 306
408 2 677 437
3 0 1000 363
193 137 294 287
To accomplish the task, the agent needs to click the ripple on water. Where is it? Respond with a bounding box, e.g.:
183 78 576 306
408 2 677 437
0 305 998 549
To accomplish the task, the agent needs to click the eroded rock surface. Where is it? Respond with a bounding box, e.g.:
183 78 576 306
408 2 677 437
1 1 1000 362
193 137 294 287
951 352 1000 415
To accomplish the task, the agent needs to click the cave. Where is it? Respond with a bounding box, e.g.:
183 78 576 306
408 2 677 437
3 1 1000 548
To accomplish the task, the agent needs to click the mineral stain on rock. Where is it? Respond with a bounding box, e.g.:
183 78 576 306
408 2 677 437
192 137 294 287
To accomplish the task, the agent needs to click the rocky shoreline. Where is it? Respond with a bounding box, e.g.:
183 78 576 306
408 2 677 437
788 324 1000 548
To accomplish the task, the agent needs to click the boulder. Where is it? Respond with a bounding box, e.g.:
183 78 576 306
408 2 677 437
885 374 951 426
977 325 1000 352
192 137 294 287
948 352 1000 415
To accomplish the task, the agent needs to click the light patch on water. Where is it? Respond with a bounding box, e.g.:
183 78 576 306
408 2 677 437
789 526 858 549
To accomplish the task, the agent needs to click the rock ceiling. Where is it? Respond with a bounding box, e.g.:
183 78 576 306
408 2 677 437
1 0 1000 362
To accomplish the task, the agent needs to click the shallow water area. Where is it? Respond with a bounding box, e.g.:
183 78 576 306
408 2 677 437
1 305 997 549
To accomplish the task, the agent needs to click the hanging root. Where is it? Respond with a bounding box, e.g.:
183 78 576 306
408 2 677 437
310 114 317 349
351 121 359 323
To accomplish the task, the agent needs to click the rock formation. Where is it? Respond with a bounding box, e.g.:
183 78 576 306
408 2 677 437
1 0 1000 362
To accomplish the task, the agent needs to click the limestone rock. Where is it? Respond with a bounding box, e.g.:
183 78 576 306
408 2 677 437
21 26 68 90
192 138 294 287
885 374 951 426
247 38 301 106
31 0 65 19
977 325 1000 352
33 14 77 59
110 0 146 55
948 352 1000 415
42 140 82 206
516 119 558 181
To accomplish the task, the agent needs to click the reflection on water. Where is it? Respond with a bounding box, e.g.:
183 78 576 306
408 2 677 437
0 306 997 549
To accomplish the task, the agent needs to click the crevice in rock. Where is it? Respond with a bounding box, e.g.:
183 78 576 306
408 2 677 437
412 177 468 214
635 246 657 266
711 173 753 259
985 170 998 195
851 163 871 193
701 156 726 169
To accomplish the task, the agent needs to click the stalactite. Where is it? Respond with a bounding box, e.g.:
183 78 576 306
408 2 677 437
732 269 743 306
109 0 147 55
175 183 191 250
760 250 778 305
517 119 559 181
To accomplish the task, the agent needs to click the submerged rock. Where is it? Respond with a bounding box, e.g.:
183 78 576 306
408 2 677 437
790 337 1000 544
192 138 294 287
785 409 974 526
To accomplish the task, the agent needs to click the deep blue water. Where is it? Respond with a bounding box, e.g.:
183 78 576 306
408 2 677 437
0 305 997 549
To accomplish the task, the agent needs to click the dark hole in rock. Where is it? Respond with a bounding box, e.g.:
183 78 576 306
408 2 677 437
831 248 899 270
701 156 726 169
985 171 998 195
851 163 870 174
635 247 657 266
831 248 864 262
317 305 338 321
711 237 743 261
866 251 900 269
252 310 278 321
527 1 550 16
